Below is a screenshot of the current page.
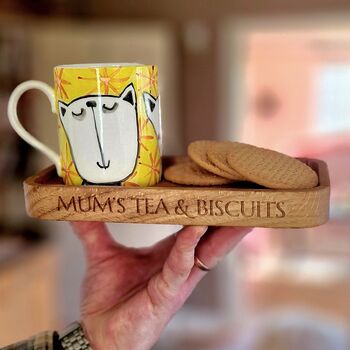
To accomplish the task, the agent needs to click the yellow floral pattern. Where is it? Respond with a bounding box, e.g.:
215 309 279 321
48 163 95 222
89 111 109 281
61 143 82 185
54 65 161 186
54 68 71 99
77 67 130 95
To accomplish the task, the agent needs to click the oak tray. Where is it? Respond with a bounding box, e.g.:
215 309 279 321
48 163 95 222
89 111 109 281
23 157 330 228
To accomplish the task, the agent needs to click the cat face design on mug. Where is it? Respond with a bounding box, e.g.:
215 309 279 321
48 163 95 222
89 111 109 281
143 92 161 141
58 83 138 184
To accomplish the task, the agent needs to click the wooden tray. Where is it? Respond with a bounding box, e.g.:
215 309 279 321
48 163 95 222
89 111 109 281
23 157 330 228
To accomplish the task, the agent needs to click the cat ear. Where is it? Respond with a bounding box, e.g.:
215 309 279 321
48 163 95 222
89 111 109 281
120 83 136 106
58 101 68 118
143 92 157 115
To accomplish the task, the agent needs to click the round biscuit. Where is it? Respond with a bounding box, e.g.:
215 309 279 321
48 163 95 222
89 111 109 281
227 142 318 189
188 140 241 180
164 161 232 186
206 142 245 180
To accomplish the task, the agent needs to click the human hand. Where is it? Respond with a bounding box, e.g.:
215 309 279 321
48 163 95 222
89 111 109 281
71 222 252 350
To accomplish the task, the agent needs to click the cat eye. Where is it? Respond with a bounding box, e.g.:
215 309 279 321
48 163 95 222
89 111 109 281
102 102 118 113
72 108 86 120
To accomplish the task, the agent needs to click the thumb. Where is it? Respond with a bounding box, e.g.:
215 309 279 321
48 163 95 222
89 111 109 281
71 221 122 263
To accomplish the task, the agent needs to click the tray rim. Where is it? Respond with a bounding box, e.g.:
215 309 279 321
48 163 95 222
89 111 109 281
24 157 330 194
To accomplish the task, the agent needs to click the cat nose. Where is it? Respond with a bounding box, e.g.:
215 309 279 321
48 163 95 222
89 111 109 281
86 100 97 108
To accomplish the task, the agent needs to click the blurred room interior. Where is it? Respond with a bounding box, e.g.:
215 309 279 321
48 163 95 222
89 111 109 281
0 1 350 349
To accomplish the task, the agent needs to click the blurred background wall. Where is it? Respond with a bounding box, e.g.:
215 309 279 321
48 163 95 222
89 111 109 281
0 1 350 349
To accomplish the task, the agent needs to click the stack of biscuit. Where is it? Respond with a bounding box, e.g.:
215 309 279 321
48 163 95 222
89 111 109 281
164 140 318 189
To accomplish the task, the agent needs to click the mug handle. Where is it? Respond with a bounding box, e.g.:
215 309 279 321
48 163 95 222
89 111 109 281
7 80 61 176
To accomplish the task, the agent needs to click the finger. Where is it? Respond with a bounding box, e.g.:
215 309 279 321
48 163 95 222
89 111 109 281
189 226 252 283
196 226 252 267
148 226 207 306
71 221 122 263
162 226 208 290
146 233 177 265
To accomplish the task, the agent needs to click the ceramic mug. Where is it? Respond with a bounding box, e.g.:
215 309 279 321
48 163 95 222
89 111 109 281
8 63 162 186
